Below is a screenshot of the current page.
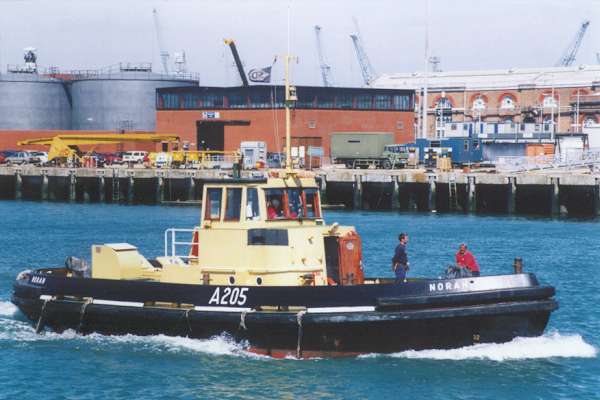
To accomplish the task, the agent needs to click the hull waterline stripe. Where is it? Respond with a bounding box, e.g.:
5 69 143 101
92 299 144 308
307 306 375 313
194 306 252 312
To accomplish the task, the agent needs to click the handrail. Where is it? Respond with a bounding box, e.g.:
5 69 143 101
164 228 198 261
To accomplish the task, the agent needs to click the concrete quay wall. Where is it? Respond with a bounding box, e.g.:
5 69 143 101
0 166 598 217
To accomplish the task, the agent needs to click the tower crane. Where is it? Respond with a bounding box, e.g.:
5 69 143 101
314 25 334 87
152 8 170 74
555 20 590 67
349 17 377 85
223 39 249 87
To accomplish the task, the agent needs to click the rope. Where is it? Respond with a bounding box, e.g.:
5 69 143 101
185 308 193 336
35 299 49 334
296 310 306 359
76 298 92 333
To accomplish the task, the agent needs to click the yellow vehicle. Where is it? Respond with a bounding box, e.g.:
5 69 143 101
18 133 179 164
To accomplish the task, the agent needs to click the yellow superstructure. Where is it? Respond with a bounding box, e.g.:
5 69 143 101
91 174 362 287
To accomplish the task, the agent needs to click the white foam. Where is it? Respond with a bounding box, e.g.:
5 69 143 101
0 301 17 317
362 332 597 361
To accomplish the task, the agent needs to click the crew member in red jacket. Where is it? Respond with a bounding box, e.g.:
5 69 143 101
455 243 480 276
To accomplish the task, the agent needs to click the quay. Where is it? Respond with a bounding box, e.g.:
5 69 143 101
0 166 599 217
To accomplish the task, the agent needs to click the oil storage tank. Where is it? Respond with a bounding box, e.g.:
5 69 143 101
0 72 71 130
70 63 198 131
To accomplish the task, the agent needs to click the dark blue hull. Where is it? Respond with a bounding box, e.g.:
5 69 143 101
12 269 558 357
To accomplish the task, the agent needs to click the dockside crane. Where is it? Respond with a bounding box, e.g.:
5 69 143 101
349 17 377 85
314 25 334 87
224 39 249 87
555 20 590 67
152 8 170 74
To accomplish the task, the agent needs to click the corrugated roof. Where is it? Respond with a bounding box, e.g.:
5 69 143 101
371 65 600 91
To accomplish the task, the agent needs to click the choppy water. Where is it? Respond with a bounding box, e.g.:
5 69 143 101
0 201 598 399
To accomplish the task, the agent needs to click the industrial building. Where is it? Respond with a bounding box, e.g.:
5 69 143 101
0 50 198 149
155 85 415 155
371 65 600 137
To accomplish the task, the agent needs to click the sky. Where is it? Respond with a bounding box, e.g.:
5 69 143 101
0 0 599 87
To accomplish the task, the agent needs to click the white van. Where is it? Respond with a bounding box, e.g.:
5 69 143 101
122 151 148 164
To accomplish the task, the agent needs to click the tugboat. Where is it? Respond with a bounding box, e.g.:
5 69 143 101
11 55 558 358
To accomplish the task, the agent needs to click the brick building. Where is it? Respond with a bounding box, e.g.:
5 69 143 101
372 65 600 138
155 85 415 155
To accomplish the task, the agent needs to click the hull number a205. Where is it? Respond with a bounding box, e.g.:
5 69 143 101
208 287 249 306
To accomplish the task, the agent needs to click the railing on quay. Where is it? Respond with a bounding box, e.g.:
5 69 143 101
496 149 600 172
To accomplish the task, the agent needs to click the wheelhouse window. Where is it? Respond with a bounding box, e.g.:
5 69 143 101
265 188 320 220
224 188 242 221
246 188 260 220
204 188 222 221
266 189 285 219
304 189 320 218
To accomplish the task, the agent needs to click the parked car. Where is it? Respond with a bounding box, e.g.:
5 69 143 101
122 151 148 164
0 150 17 164
102 152 124 165
4 151 34 165
29 151 49 165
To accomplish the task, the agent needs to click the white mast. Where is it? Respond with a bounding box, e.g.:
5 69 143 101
421 0 430 139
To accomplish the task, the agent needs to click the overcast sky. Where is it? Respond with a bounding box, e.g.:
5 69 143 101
0 0 599 87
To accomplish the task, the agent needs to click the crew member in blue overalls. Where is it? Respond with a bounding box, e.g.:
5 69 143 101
392 233 409 284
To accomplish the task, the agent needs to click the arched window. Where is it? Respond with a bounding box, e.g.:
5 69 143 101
583 116 597 127
436 97 452 109
472 96 486 110
542 96 557 108
500 96 516 109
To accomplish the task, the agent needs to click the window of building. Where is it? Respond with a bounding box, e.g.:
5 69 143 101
472 97 486 110
336 94 353 109
246 188 260 220
374 95 391 110
464 140 469 151
500 96 516 109
583 116 597 127
224 188 242 221
249 92 270 108
199 94 224 108
393 95 411 111
204 188 222 221
228 94 247 109
542 96 557 108
317 93 335 109
356 95 372 109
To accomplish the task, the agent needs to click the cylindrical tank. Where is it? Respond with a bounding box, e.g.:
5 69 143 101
70 71 198 131
0 73 71 129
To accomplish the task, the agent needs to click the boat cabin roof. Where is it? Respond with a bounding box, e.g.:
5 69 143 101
201 176 323 226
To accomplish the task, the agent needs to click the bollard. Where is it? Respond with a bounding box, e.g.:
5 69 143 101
513 257 523 274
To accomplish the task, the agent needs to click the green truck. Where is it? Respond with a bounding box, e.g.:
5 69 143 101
330 132 410 169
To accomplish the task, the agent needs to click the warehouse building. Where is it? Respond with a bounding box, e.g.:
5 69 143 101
155 85 415 155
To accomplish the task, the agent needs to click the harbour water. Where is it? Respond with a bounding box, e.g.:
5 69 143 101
0 201 598 399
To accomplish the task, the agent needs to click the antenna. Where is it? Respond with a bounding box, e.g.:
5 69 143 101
152 8 170 74
314 25 333 87
349 17 377 85
429 56 441 72
555 20 590 67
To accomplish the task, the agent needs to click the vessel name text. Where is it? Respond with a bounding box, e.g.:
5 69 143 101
208 287 249 306
429 281 470 292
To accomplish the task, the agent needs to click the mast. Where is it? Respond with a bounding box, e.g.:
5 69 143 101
284 54 297 172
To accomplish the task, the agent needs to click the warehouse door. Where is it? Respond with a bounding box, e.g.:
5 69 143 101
196 120 251 151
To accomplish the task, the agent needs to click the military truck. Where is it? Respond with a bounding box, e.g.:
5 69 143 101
330 132 409 169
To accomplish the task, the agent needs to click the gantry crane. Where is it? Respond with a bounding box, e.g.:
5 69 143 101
223 39 249 87
349 17 377 85
555 20 590 67
314 25 334 87
152 8 170 74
